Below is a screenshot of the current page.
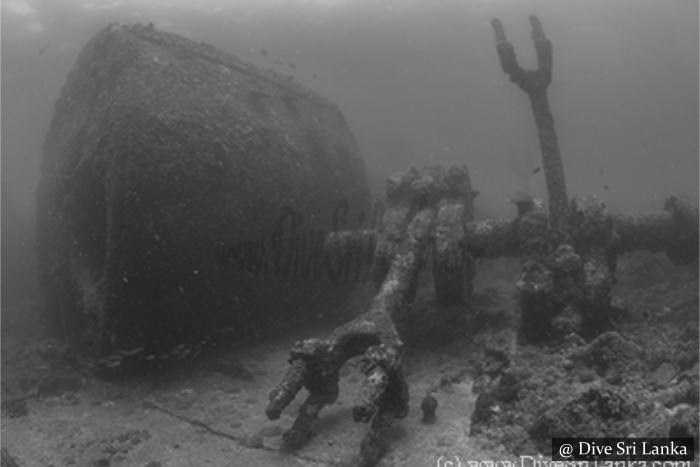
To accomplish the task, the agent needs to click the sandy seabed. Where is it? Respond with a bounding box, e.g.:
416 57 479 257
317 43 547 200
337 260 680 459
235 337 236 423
2 252 698 467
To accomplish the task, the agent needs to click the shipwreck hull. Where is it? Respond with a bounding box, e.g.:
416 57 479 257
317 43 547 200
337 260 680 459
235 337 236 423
36 23 370 367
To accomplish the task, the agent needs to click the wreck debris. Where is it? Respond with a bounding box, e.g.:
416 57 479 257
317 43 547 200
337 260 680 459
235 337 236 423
512 194 622 340
268 13 698 457
614 195 699 264
492 16 568 235
434 192 474 311
36 23 370 367
459 191 696 341
267 166 475 466
521 196 697 341
513 194 557 340
420 394 438 424
489 16 698 340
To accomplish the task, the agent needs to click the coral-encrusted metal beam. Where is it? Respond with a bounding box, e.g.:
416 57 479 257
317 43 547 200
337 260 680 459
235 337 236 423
266 166 475 466
492 16 569 236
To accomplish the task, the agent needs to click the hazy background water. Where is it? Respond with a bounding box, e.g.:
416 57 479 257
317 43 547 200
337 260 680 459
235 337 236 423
2 0 698 306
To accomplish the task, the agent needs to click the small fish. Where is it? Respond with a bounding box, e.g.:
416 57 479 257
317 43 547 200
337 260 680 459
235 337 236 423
260 48 268 57
104 360 121 369
116 346 144 357
313 73 317 78
287 62 296 69
532 166 541 174
604 185 609 190
273 60 284 66
599 166 604 175
38 44 50 55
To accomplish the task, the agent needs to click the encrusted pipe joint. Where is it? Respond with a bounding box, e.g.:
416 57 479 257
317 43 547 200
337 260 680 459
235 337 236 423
551 244 582 279
569 196 615 247
353 343 408 423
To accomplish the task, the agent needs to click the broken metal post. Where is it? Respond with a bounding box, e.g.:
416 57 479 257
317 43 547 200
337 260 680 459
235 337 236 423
492 16 569 235
514 197 558 340
433 198 470 306
569 196 619 333
433 167 476 322
492 16 616 341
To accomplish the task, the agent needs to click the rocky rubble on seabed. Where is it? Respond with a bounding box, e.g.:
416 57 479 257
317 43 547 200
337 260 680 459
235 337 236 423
469 251 699 459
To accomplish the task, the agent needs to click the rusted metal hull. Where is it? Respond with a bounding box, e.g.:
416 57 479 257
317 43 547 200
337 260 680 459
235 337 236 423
36 23 370 368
